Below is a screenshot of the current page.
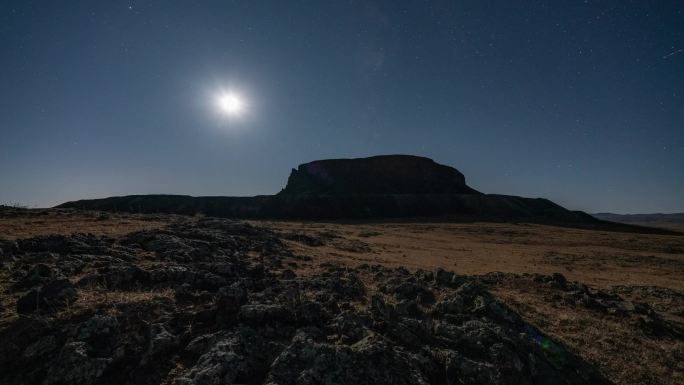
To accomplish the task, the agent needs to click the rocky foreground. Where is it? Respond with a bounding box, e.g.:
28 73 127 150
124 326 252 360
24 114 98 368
0 216 619 385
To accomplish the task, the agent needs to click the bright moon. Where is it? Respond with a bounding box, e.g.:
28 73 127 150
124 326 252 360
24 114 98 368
216 91 245 117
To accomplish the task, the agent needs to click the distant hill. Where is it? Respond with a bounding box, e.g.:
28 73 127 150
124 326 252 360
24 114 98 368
593 213 684 230
55 155 677 233
57 193 595 222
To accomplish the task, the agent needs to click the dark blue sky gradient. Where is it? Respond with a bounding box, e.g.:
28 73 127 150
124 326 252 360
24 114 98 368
1 1 683 213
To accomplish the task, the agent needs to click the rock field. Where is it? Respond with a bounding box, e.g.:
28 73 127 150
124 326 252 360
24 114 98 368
0 217 626 385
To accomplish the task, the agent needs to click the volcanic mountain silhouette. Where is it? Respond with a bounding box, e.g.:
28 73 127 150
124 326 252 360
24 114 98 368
57 155 672 232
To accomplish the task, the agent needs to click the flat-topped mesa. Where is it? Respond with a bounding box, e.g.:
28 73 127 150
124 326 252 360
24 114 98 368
63 154 677 231
279 155 481 195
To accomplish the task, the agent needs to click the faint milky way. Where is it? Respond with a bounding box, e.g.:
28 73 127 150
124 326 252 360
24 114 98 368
663 48 684 59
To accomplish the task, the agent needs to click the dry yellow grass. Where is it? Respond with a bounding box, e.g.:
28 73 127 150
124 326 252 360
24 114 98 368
492 281 684 385
0 209 169 240
260 221 684 291
72 286 175 315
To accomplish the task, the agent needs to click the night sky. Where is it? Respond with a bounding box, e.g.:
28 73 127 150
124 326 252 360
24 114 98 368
1 1 683 213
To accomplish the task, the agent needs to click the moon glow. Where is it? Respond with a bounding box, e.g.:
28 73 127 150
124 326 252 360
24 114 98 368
215 91 245 117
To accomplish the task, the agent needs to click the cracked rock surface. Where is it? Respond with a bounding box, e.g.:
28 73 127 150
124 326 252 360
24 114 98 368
0 217 613 385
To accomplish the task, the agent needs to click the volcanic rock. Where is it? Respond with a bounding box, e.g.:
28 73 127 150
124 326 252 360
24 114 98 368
16 279 77 314
0 218 621 385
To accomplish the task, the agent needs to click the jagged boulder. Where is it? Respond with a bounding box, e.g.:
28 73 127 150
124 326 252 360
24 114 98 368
16 279 77 314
